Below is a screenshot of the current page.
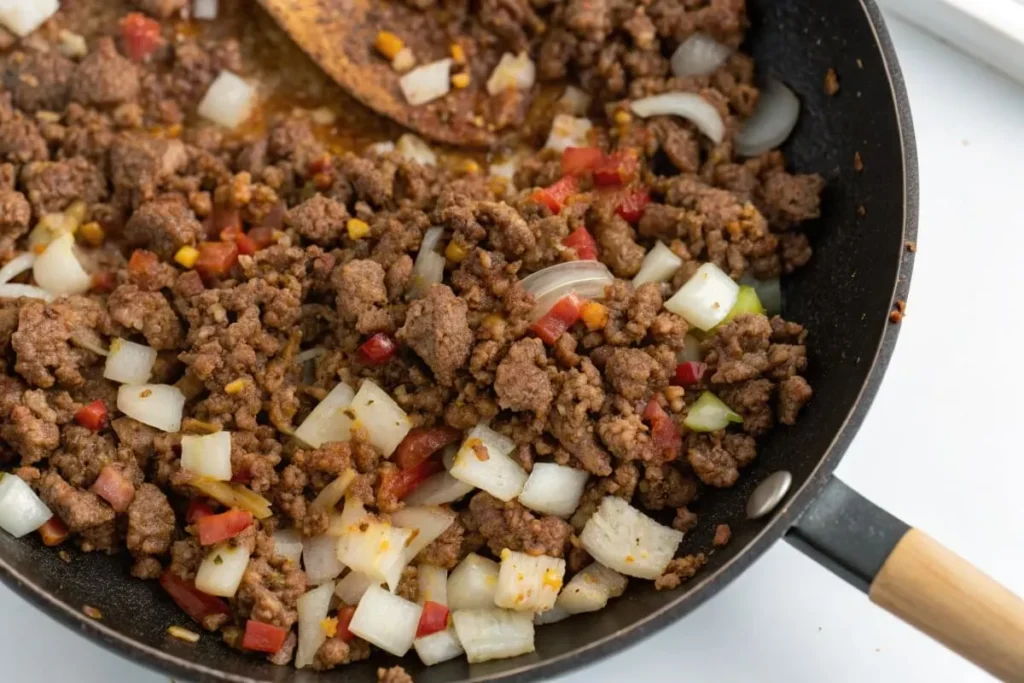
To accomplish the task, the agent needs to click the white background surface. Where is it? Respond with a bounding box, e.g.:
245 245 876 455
2 13 1023 683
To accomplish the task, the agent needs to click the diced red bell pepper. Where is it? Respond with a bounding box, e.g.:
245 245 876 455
308 154 333 176
642 398 682 462
394 426 462 470
127 249 160 280
336 605 357 642
616 188 651 224
560 147 605 176
379 457 445 502
593 150 640 187
38 517 69 547
159 571 231 626
247 226 277 250
531 175 578 215
194 241 239 281
416 601 450 638
196 509 253 546
242 620 289 654
90 465 135 513
357 333 398 366
530 293 584 345
230 467 253 484
90 271 117 293
119 13 162 62
185 498 217 524
74 400 108 432
561 227 598 261
674 361 707 386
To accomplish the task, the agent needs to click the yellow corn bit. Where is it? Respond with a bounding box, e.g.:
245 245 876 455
458 159 480 174
64 200 88 227
581 301 609 331
450 43 466 65
321 617 338 639
613 110 632 126
374 31 404 60
445 241 468 263
347 218 370 240
224 378 246 395
391 47 416 73
451 72 471 89
174 245 200 269
78 221 105 247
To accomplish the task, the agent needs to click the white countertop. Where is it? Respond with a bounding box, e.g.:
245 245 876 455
3 14 1023 683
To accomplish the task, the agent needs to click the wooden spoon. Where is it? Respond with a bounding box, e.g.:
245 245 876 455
256 0 529 148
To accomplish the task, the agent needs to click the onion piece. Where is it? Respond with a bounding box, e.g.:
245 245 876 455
0 284 53 302
407 227 445 300
367 141 396 156
545 114 593 152
632 242 683 287
414 627 464 666
294 381 354 448
295 582 335 668
495 550 565 613
400 59 453 106
302 534 346 585
449 424 527 502
390 505 456 560
630 93 725 144
192 0 218 19
740 273 782 316
27 213 76 252
517 463 588 518
579 496 684 579
534 604 571 625
664 262 740 331
0 0 58 37
670 33 733 78
417 564 448 606
736 77 801 157
0 253 35 285
520 261 615 322
197 71 256 129
272 528 304 565
447 553 500 611
350 380 412 457
180 431 232 481
678 333 703 363
103 339 157 385
452 608 535 664
349 584 423 656
116 384 185 433
559 86 591 116
683 390 743 432
34 233 90 295
486 52 536 95
195 542 251 597
70 328 109 357
335 570 377 605
404 470 475 506
309 470 356 516
0 473 52 538
190 478 272 519
555 562 628 614
293 347 325 365
326 494 368 537
396 134 436 166
336 519 413 591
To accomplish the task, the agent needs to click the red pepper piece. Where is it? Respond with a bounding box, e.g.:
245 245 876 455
38 517 69 547
119 13 162 62
357 333 398 366
561 226 598 260
196 509 254 546
127 249 160 280
241 620 289 654
185 498 217 524
593 150 640 187
560 147 605 176
394 426 463 471
615 188 651 224
74 400 108 431
416 601 450 638
194 241 239 281
336 605 357 642
530 293 584 345
378 458 445 502
159 571 231 625
674 361 707 386
90 271 117 293
531 175 579 215
642 398 682 462
89 465 135 513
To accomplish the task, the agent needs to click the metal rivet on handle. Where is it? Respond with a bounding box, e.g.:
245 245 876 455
746 470 792 520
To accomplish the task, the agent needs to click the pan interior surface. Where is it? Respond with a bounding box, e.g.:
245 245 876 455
0 1 914 682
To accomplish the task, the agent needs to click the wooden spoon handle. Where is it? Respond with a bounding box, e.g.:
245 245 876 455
869 529 1024 682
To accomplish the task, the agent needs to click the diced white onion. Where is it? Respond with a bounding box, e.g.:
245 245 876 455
27 213 76 252
664 262 740 331
534 604 571 625
408 227 445 300
326 495 368 537
452 609 535 664
678 333 703 363
180 431 232 482
0 284 53 302
33 233 90 296
417 564 448 606
580 497 683 579
670 33 733 78
488 157 519 189
449 424 526 502
192 0 218 20
309 470 356 516
116 384 185 433
197 71 256 130
302 534 346 585
350 380 412 457
0 0 59 37
495 550 565 613
335 570 377 605
517 463 588 518
294 381 355 448
414 627 464 666
447 553 500 611
367 141 396 156
390 505 455 560
555 562 628 614
632 242 683 287
0 473 52 538
103 339 157 385
630 93 725 144
396 134 436 166
486 52 536 95
0 253 36 286
295 582 335 669
349 585 423 657
399 59 452 106
545 114 593 152
272 528 304 565
194 542 251 597
735 77 801 157
293 347 325 365
520 261 615 322
559 86 591 116
190 479 272 520
336 519 413 591
740 273 782 316
404 470 475 506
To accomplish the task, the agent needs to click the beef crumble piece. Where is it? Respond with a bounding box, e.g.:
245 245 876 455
124 195 201 260
398 284 473 387
467 492 572 557
70 38 141 108
333 259 392 335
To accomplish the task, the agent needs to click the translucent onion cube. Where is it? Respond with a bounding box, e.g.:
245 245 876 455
349 585 423 657
449 424 527 502
632 241 683 287
414 627 464 666
350 379 412 457
0 473 52 538
336 519 413 591
555 562 628 614
335 570 378 605
116 384 185 433
294 381 354 448
545 114 593 152
390 505 455 561
0 0 59 37
417 564 448 606
579 496 683 579
517 462 589 517
301 534 346 585
295 582 335 668
197 70 256 129
452 608 535 664
494 549 565 613
180 431 232 481
195 542 251 597
447 553 500 611
664 262 740 331
103 338 157 385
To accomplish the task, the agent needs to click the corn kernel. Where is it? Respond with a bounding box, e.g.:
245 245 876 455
347 218 370 240
174 245 200 269
78 221 105 247
64 200 88 227
451 72 470 89
614 110 632 126
450 43 466 65
374 31 404 60
581 301 609 331
391 47 416 73
224 379 246 395
321 617 338 639
459 159 480 174
445 241 468 263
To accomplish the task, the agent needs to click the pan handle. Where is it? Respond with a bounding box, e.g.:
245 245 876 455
786 477 1024 681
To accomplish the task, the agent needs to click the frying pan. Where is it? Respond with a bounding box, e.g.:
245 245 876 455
2 1 1023 681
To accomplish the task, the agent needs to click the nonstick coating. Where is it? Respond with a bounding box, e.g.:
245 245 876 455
0 1 916 681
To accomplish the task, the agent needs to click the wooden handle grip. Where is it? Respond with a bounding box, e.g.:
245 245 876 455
869 529 1024 682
